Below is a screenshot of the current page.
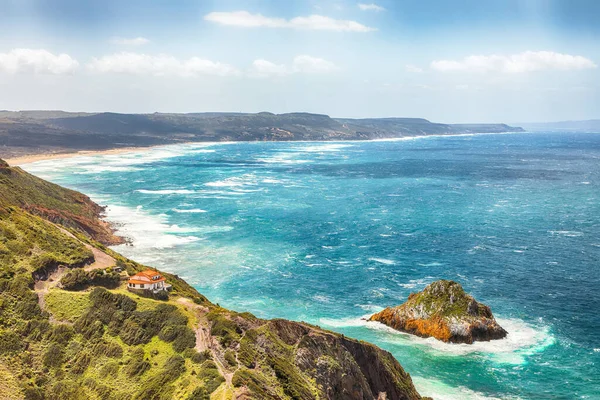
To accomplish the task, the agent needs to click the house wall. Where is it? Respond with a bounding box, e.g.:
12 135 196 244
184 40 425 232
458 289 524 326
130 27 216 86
128 281 164 290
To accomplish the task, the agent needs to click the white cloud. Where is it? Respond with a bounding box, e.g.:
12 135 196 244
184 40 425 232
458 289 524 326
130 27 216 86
250 55 338 78
87 52 240 77
111 37 150 46
358 3 385 11
431 51 597 73
204 11 375 32
405 64 423 73
0 48 79 75
251 59 289 77
293 55 338 73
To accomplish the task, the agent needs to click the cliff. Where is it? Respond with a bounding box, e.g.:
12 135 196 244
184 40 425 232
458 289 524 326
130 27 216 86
369 280 507 344
0 158 427 400
0 162 122 245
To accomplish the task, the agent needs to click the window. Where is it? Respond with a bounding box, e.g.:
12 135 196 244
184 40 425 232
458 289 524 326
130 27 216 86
140 284 144 288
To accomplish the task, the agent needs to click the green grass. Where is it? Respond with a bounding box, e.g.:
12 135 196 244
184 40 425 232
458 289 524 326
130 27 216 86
45 289 91 323
0 206 93 272
0 362 23 400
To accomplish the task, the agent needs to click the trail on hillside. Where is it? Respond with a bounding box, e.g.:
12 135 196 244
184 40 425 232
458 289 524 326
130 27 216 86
34 223 116 322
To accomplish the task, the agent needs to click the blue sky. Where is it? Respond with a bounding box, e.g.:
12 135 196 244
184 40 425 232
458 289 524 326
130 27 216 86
0 0 598 123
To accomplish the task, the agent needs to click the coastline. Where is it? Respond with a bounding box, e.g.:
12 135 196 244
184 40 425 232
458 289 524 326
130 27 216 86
5 131 532 167
4 145 172 166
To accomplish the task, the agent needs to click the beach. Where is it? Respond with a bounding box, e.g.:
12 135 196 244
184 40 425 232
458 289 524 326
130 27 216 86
4 145 169 166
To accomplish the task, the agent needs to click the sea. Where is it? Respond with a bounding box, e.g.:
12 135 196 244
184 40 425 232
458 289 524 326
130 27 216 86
22 132 600 399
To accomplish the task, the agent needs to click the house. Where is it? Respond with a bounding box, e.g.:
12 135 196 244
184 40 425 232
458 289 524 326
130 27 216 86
127 270 171 293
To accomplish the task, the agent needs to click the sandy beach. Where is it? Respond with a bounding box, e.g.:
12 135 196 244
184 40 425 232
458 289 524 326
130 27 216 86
4 145 177 166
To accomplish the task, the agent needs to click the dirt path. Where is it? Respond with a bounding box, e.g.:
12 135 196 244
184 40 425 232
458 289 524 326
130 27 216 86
34 223 116 321
175 297 236 388
55 225 116 270
34 266 68 323
84 246 115 270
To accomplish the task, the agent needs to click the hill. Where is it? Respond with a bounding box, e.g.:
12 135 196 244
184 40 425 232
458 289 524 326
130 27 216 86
0 158 428 400
0 111 524 159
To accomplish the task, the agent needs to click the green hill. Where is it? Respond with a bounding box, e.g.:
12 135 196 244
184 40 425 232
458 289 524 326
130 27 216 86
0 111 523 159
0 159 427 400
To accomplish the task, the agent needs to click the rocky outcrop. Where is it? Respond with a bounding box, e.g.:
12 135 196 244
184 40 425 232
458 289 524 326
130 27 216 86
206 312 429 400
369 280 507 344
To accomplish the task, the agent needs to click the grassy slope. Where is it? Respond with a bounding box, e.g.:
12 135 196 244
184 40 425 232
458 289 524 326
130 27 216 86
0 162 120 244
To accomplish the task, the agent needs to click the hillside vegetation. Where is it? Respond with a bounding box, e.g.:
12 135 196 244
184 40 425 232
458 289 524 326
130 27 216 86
0 111 523 159
0 158 428 400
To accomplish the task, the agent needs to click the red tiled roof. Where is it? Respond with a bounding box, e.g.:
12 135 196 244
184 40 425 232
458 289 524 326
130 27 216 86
128 269 166 284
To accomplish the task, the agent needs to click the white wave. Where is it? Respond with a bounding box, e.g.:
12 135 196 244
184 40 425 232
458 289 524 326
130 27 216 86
418 262 443 267
172 208 208 213
369 257 396 265
103 204 200 250
398 277 432 289
137 189 195 194
255 154 310 164
320 314 555 366
292 143 353 152
548 230 584 237
76 165 142 174
204 174 257 188
372 131 528 143
412 377 508 400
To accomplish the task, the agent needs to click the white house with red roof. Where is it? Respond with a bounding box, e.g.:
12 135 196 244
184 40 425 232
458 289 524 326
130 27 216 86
127 269 171 293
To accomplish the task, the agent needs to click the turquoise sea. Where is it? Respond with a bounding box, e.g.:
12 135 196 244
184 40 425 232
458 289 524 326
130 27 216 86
23 132 600 399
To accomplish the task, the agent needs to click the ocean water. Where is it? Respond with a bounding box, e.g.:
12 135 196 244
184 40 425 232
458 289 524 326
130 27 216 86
23 132 600 399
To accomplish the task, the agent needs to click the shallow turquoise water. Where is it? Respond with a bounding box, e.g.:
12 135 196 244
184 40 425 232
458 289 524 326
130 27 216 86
24 132 600 399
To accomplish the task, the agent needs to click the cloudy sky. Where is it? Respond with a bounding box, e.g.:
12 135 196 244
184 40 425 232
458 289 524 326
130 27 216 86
0 0 598 123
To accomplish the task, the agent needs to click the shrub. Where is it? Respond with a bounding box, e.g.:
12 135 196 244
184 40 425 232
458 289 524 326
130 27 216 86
199 361 225 394
91 340 123 358
47 380 85 400
125 348 151 378
47 324 74 345
43 343 64 368
163 355 186 382
0 330 24 354
171 327 196 353
60 269 89 290
99 361 120 379
62 269 121 291
187 387 209 400
224 350 237 367
183 349 211 364
70 351 92 375
207 311 241 347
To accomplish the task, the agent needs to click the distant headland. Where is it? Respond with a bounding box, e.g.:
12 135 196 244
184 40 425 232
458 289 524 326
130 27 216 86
0 110 523 161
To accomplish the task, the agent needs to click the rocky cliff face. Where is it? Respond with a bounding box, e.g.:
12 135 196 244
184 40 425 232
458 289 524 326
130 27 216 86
370 280 507 344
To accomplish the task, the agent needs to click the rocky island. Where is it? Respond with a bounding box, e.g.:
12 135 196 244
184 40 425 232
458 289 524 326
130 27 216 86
369 280 507 344
0 159 428 400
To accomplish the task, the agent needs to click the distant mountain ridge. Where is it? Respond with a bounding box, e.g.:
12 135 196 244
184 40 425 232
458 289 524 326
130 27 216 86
0 110 524 158
517 120 600 132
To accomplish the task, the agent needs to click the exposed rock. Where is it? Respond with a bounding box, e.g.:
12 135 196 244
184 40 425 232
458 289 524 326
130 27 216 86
369 280 507 344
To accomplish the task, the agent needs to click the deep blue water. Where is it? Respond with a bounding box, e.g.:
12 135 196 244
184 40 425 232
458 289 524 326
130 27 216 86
24 132 600 399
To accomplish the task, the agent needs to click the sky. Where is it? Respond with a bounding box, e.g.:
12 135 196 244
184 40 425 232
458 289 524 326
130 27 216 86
0 0 599 123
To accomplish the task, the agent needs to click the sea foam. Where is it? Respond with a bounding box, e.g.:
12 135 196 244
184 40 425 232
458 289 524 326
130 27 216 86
320 314 555 366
